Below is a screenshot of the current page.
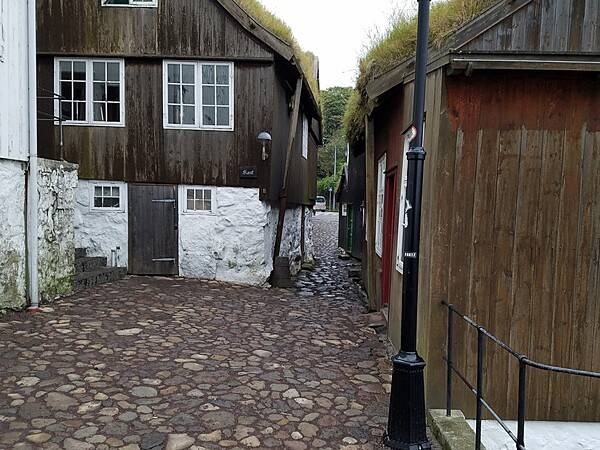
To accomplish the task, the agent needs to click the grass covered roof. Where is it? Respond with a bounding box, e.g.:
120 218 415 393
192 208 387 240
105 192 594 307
234 0 319 99
344 0 498 144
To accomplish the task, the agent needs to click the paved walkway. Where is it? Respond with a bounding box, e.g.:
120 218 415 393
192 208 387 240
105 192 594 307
0 212 437 450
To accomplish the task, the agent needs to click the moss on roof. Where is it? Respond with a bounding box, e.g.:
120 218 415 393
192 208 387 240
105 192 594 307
234 0 320 100
344 0 498 144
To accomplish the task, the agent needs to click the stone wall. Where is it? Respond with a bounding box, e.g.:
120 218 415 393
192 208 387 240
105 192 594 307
37 158 78 301
0 159 27 310
179 187 272 286
74 180 128 267
303 207 315 264
268 206 304 276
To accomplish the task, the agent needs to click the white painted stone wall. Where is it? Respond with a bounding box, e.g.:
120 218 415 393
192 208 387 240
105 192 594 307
0 159 27 310
74 180 128 267
37 158 78 301
303 207 315 264
179 186 273 285
267 206 305 276
468 420 600 450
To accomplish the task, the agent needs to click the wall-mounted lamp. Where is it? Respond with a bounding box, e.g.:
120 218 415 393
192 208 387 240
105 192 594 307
257 131 272 161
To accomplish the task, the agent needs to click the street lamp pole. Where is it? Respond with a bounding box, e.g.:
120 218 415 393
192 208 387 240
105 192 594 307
385 0 432 449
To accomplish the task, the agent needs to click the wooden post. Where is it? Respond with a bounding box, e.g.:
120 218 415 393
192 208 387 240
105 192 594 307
364 115 378 311
273 77 303 260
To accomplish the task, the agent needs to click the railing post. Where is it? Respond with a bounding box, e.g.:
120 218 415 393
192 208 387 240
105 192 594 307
446 304 453 417
517 359 527 450
476 327 485 450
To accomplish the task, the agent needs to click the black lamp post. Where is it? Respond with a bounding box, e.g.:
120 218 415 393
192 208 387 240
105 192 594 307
385 0 432 449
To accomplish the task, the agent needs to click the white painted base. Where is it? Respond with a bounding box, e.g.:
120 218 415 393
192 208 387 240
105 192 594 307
467 420 600 450
74 180 128 267
0 159 27 309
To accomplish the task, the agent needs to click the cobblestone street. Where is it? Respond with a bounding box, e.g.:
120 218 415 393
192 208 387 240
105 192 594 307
0 212 435 450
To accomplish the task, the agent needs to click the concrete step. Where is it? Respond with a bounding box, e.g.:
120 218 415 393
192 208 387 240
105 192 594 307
74 256 108 274
74 267 127 292
75 248 87 259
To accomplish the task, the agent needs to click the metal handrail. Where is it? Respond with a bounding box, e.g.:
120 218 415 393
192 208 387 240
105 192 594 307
442 300 600 450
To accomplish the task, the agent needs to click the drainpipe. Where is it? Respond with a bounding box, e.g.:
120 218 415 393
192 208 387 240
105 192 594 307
26 0 40 312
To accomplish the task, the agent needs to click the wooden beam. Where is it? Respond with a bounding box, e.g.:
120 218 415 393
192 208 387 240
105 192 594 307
364 115 378 311
273 77 303 259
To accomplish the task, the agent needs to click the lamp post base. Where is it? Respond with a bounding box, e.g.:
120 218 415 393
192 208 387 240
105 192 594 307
385 351 431 449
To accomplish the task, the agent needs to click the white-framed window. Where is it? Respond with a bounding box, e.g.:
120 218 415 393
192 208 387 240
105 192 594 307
101 0 158 7
55 58 125 126
375 154 386 257
90 182 125 211
163 61 234 131
396 136 410 273
180 186 216 214
302 115 309 159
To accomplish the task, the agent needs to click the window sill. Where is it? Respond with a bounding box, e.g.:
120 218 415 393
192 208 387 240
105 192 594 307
101 4 158 8
164 125 234 132
90 207 126 213
181 210 216 216
55 121 126 128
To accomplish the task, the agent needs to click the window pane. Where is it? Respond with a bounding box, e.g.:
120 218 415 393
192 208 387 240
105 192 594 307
94 103 106 121
93 62 106 81
216 86 229 106
187 199 194 211
94 197 102 208
107 103 120 122
107 63 120 82
74 102 86 121
216 65 229 84
195 199 203 211
182 65 195 84
168 64 180 83
168 105 180 124
204 189 211 200
202 65 215 84
168 85 180 104
182 106 195 125
61 102 72 121
105 197 119 208
73 62 86 80
73 82 86 101
103 186 111 196
60 82 72 100
112 187 120 196
107 83 120 102
93 82 105 101
202 200 211 211
187 189 194 200
94 186 102 196
60 61 72 80
217 107 229 127
202 86 215 105
182 85 195 105
203 107 215 126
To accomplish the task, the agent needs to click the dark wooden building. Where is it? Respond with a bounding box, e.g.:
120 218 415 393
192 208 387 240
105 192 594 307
363 0 600 421
336 144 366 260
36 0 321 284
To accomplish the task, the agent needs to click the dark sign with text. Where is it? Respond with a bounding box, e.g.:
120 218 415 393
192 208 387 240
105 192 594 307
240 166 258 179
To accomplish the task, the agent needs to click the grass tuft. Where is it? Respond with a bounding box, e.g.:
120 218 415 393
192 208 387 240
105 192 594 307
344 0 497 144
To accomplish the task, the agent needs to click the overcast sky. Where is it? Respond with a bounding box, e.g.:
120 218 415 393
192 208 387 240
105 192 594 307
257 0 416 89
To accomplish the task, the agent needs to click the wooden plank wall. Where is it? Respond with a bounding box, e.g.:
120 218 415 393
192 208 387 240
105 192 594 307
424 70 600 421
461 0 600 53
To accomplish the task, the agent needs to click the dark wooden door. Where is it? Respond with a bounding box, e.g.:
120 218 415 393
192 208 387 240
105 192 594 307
381 170 397 306
128 184 179 275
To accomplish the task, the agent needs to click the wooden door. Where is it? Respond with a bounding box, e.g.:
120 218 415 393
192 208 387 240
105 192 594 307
381 170 397 306
128 184 179 275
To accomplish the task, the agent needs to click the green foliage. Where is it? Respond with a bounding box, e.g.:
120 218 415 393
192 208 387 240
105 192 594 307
321 86 353 141
344 0 497 144
317 174 341 197
234 0 320 99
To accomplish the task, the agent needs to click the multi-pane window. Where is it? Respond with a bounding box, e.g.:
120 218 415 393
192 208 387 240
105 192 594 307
55 58 125 126
164 61 234 130
302 115 309 159
375 154 386 257
102 0 158 7
185 188 213 213
93 185 121 209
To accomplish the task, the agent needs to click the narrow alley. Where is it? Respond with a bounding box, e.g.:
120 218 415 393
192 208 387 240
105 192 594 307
0 213 396 450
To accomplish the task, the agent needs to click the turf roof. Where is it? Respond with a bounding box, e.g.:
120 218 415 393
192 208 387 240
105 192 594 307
344 0 498 144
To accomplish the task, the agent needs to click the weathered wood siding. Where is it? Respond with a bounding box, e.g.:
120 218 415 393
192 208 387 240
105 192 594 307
36 0 272 60
337 146 366 259
37 57 274 192
422 71 600 421
0 0 30 161
461 0 600 53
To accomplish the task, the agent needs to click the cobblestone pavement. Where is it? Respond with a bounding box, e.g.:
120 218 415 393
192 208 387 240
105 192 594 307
0 212 439 450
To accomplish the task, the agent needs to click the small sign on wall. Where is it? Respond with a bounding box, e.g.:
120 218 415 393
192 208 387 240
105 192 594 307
240 166 258 179
341 204 348 217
